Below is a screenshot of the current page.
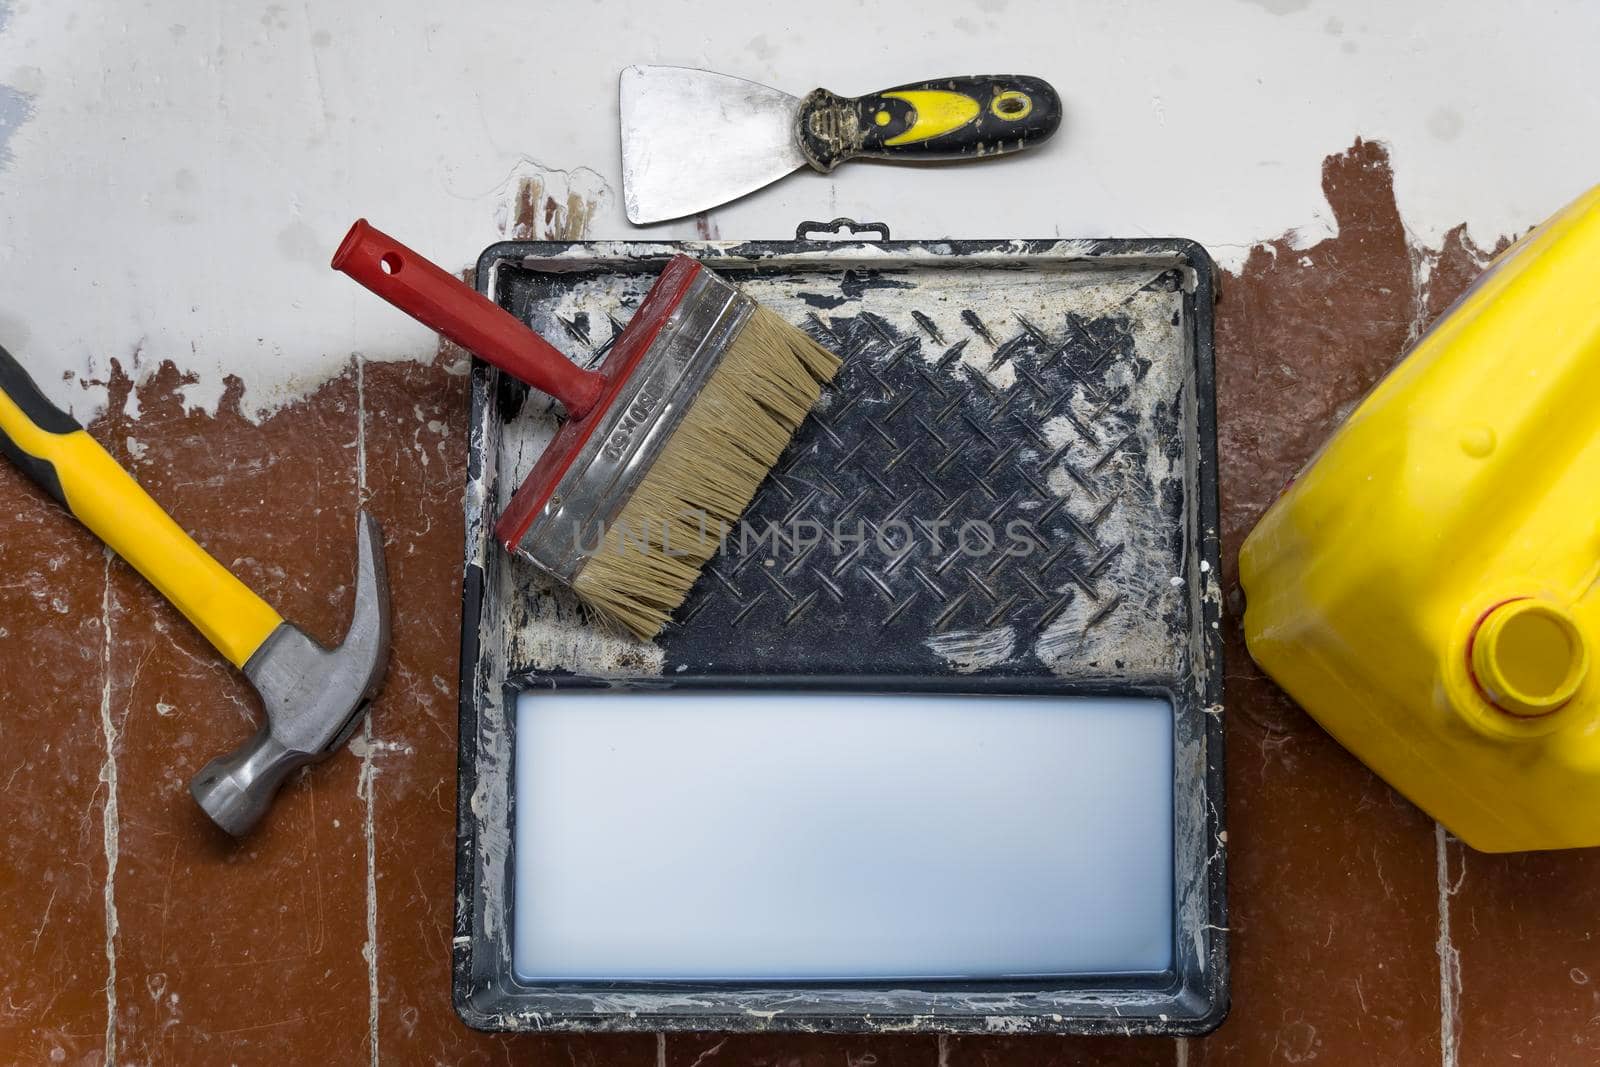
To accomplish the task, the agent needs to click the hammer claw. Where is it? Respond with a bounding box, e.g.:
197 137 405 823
189 511 392 836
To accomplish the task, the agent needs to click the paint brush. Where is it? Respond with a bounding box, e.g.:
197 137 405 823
333 221 840 638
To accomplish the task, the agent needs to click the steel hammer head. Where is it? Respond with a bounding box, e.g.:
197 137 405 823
189 512 392 835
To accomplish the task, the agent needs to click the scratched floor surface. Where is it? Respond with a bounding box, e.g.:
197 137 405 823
3 140 1597 1065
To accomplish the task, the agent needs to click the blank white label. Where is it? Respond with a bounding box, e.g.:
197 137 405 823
513 690 1174 982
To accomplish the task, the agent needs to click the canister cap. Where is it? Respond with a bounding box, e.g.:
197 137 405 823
1470 600 1589 717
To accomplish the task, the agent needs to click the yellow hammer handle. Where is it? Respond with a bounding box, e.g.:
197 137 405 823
0 346 282 668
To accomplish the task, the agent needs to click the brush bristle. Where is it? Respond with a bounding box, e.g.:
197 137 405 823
571 305 841 638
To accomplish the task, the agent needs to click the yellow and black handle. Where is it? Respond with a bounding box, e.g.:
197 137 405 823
795 75 1062 173
0 345 283 669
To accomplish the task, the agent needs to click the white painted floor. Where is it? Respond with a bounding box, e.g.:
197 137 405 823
0 1 1596 419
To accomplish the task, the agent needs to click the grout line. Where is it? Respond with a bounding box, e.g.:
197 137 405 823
1175 1035 1189 1067
656 1033 666 1067
360 722 378 1067
356 352 368 497
937 1034 950 1067
358 354 380 1067
1435 821 1461 1067
98 551 120 1066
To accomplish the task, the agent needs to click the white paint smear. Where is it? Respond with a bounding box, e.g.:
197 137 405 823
926 625 1019 673
0 1 1597 420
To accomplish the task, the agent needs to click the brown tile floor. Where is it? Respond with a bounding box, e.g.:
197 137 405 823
3 138 1595 1064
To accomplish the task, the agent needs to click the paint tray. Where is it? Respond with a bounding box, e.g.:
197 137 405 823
455 221 1226 1034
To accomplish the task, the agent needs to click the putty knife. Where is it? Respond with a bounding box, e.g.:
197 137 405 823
620 66 1063 224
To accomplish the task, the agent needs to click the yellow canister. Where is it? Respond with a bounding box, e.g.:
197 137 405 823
1239 184 1600 852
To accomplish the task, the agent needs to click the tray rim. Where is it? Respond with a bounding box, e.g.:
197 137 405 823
453 233 1228 1036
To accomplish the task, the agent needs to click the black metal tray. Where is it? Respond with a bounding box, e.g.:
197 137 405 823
454 221 1227 1034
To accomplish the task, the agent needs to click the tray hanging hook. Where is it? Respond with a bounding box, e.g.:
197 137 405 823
794 218 891 242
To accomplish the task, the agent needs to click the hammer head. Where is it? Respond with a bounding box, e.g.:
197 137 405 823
189 512 392 835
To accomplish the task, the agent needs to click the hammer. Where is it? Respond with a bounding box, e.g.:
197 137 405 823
0 345 391 835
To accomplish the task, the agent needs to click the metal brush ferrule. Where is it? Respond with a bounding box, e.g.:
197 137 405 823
516 269 755 583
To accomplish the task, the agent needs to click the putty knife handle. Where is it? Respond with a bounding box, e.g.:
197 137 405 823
795 75 1062 173
0 344 284 669
333 220 606 418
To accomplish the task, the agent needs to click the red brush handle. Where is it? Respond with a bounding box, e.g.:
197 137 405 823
332 220 605 418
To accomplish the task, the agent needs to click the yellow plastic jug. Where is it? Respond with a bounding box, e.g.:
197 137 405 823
1239 184 1600 852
